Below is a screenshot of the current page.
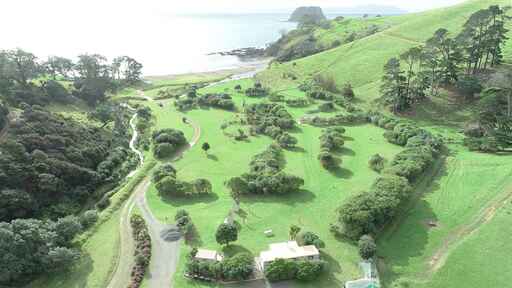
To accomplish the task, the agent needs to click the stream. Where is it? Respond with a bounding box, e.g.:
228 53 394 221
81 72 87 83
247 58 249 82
121 103 144 178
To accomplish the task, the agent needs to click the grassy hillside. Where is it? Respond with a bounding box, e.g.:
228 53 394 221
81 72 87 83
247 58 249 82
258 0 512 94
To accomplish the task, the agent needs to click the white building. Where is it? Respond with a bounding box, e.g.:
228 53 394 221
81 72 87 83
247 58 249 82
194 249 224 263
257 241 320 271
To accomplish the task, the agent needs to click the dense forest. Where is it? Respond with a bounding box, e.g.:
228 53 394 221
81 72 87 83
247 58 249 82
0 49 143 285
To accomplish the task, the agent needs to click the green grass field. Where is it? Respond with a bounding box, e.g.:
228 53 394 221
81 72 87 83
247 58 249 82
145 79 404 287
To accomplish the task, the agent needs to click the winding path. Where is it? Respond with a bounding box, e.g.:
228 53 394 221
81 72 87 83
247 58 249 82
108 92 201 288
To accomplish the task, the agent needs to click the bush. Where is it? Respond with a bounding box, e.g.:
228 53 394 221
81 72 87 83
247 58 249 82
368 154 385 172
358 235 377 260
265 259 325 282
277 133 298 148
221 253 254 281
342 83 355 100
296 260 326 281
193 179 212 194
226 145 304 196
129 214 151 288
152 129 187 158
265 259 299 282
313 74 338 93
297 231 325 248
245 83 269 97
80 210 98 228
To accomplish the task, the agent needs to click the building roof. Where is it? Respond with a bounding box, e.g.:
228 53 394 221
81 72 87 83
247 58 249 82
259 241 319 263
345 279 379 288
195 249 223 261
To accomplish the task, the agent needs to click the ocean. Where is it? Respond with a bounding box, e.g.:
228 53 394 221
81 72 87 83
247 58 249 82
3 12 355 76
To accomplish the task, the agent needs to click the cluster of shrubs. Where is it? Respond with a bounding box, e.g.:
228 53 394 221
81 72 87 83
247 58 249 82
464 136 499 153
297 231 325 248
333 113 443 240
186 250 254 282
245 83 269 97
226 144 304 196
269 93 285 102
286 97 311 107
265 259 327 282
152 129 187 158
129 214 152 288
318 127 345 170
305 112 367 127
245 103 298 148
153 164 212 197
176 93 236 111
175 209 196 241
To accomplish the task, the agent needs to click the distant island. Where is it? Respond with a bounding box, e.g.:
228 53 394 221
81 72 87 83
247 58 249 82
289 6 326 23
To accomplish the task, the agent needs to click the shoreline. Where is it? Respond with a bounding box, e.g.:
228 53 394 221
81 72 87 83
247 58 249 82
144 57 271 83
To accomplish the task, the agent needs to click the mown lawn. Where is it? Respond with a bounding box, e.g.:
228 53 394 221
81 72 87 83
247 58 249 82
378 145 512 288
145 79 404 287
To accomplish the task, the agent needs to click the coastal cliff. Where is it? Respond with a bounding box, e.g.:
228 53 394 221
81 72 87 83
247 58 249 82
289 6 326 23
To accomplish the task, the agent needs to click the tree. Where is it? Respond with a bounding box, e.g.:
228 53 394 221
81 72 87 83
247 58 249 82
54 216 82 245
289 225 301 240
75 54 109 80
380 57 408 113
358 235 377 260
89 104 116 128
342 83 355 100
1 49 40 86
215 223 238 246
202 142 211 154
44 56 74 80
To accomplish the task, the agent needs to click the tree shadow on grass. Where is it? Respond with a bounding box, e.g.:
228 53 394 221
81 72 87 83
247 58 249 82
337 147 356 157
342 135 355 142
377 159 445 287
185 224 204 248
222 244 254 258
160 193 219 207
207 154 219 161
329 166 354 179
286 146 306 153
240 189 315 206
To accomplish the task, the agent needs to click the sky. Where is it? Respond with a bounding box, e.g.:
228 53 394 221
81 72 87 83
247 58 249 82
0 0 467 75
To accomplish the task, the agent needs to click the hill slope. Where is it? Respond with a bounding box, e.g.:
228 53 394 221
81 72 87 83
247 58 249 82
258 0 512 95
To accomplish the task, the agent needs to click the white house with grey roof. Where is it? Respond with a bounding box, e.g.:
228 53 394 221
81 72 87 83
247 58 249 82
257 241 320 271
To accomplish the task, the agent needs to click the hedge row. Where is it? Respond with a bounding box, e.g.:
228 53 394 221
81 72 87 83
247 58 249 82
333 112 443 240
186 251 254 282
128 214 152 288
265 259 327 282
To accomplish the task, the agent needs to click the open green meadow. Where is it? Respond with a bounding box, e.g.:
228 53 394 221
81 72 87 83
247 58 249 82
145 79 404 287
